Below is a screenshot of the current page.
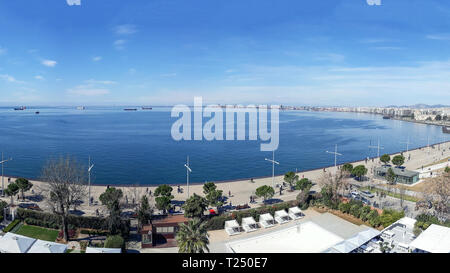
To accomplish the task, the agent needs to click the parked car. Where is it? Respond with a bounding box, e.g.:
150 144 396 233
350 191 360 198
18 203 42 211
360 190 375 198
361 198 370 205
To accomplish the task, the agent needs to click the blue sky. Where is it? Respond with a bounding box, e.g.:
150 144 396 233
1 0 450 106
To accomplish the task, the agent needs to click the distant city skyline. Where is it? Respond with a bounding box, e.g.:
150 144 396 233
1 0 450 106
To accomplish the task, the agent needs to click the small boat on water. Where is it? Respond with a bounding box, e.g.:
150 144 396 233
35 111 40 114
142 107 152 110
124 108 138 111
383 115 392 119
14 106 26 111
443 126 450 134
76 106 86 110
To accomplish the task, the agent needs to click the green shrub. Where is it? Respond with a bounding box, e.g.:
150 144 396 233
204 215 233 230
15 208 130 237
350 204 361 218
338 202 351 214
379 209 404 228
295 178 313 191
104 235 124 249
359 206 372 221
3 219 20 233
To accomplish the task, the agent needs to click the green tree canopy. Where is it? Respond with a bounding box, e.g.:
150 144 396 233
154 184 173 197
15 178 33 201
183 193 208 219
137 195 153 226
154 185 174 214
386 168 397 184
255 185 275 203
392 155 405 168
202 182 217 195
99 187 123 235
203 182 223 208
351 165 368 180
341 163 354 173
5 182 20 205
284 171 299 190
176 218 209 253
380 154 391 165
295 178 312 191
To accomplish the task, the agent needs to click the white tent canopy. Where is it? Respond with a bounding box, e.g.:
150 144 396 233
86 247 121 253
27 239 68 253
259 213 275 228
0 233 36 253
242 217 258 233
225 220 241 236
274 210 291 224
288 207 304 220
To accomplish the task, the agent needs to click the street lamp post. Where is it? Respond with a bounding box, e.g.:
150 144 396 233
1 152 13 197
368 138 384 159
88 156 94 206
265 150 280 188
400 136 412 155
184 156 192 199
326 144 342 169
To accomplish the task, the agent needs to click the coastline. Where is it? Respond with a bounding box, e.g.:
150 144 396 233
1 140 449 217
3 140 449 187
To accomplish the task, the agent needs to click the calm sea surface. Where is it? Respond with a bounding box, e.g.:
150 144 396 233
0 107 448 185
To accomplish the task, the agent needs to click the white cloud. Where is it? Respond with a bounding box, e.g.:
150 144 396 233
114 40 126 50
160 73 177 77
85 79 117 85
0 74 25 84
42 59 57 67
114 24 138 35
315 53 345 63
34 75 44 80
426 34 450 40
66 0 81 6
369 46 403 50
92 56 102 62
67 85 110 96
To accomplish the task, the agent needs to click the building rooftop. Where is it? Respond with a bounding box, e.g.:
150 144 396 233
375 166 420 177
226 221 344 253
409 224 450 253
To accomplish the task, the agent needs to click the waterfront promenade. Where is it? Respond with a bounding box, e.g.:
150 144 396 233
0 141 449 217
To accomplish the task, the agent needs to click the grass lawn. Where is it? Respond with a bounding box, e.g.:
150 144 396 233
14 225 59 242
362 187 420 202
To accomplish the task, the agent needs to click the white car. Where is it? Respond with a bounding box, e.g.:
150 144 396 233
350 191 360 198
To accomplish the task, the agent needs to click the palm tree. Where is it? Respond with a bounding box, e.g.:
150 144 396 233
176 218 209 253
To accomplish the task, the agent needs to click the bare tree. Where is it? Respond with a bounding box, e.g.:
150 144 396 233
40 157 87 242
319 170 350 203
425 173 450 219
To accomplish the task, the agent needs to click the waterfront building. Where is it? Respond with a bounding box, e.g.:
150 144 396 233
141 214 189 248
374 166 420 184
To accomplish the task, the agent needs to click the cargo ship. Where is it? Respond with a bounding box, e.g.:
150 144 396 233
443 126 450 134
124 108 137 111
142 107 152 110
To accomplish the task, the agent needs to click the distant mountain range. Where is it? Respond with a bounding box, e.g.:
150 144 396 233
384 104 450 109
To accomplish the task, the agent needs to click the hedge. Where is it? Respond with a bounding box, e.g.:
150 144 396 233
3 219 20 233
16 208 130 237
104 235 124 249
